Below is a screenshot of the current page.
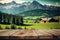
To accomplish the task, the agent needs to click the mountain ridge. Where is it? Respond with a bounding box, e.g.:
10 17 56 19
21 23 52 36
0 0 59 14
17 9 59 17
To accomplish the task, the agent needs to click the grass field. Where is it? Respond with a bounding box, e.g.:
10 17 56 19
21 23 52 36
22 21 60 30
0 21 60 30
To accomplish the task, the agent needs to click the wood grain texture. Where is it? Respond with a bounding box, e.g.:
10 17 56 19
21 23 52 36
0 29 60 40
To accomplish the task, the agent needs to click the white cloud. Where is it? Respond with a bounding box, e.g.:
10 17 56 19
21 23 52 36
0 0 25 4
0 0 3 1
14 0 25 4
0 0 13 3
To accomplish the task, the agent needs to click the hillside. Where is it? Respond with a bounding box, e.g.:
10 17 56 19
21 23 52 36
18 9 59 17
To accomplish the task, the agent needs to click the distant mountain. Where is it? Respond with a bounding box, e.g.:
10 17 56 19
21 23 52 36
17 9 59 17
30 1 45 9
22 2 31 5
0 0 59 14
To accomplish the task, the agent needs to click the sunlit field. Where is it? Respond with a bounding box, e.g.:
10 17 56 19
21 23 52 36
0 20 60 30
24 22 60 30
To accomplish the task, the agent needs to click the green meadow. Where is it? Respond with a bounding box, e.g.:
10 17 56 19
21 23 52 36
0 20 60 30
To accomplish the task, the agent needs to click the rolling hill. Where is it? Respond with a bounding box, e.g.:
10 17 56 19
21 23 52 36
18 9 59 17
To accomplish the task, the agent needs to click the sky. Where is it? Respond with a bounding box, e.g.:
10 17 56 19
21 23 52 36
0 0 60 6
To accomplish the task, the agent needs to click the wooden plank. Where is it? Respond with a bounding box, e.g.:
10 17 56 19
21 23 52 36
24 30 38 39
0 30 18 40
0 30 10 39
0 30 10 36
43 30 60 36
0 30 9 32
34 30 53 39
10 30 28 39
43 30 60 39
0 30 18 36
10 30 38 39
0 30 60 40
53 29 60 33
9 30 20 36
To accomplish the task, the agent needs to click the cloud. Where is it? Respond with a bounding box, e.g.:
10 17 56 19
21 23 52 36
0 0 13 3
14 0 25 4
0 0 25 4
0 0 2 1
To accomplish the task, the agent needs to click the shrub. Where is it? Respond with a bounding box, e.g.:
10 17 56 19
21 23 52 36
18 27 22 29
55 27 60 29
24 26 28 30
0 26 2 29
5 26 10 29
31 28 35 30
11 25 16 29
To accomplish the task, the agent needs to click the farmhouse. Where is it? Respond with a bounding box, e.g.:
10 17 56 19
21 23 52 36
40 18 51 23
49 18 59 22
40 17 59 23
0 12 23 25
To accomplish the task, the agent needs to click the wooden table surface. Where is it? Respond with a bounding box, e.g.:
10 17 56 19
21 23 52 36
0 29 60 40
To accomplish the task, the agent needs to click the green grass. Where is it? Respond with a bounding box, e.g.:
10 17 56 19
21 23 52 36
0 22 60 30
23 22 60 30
